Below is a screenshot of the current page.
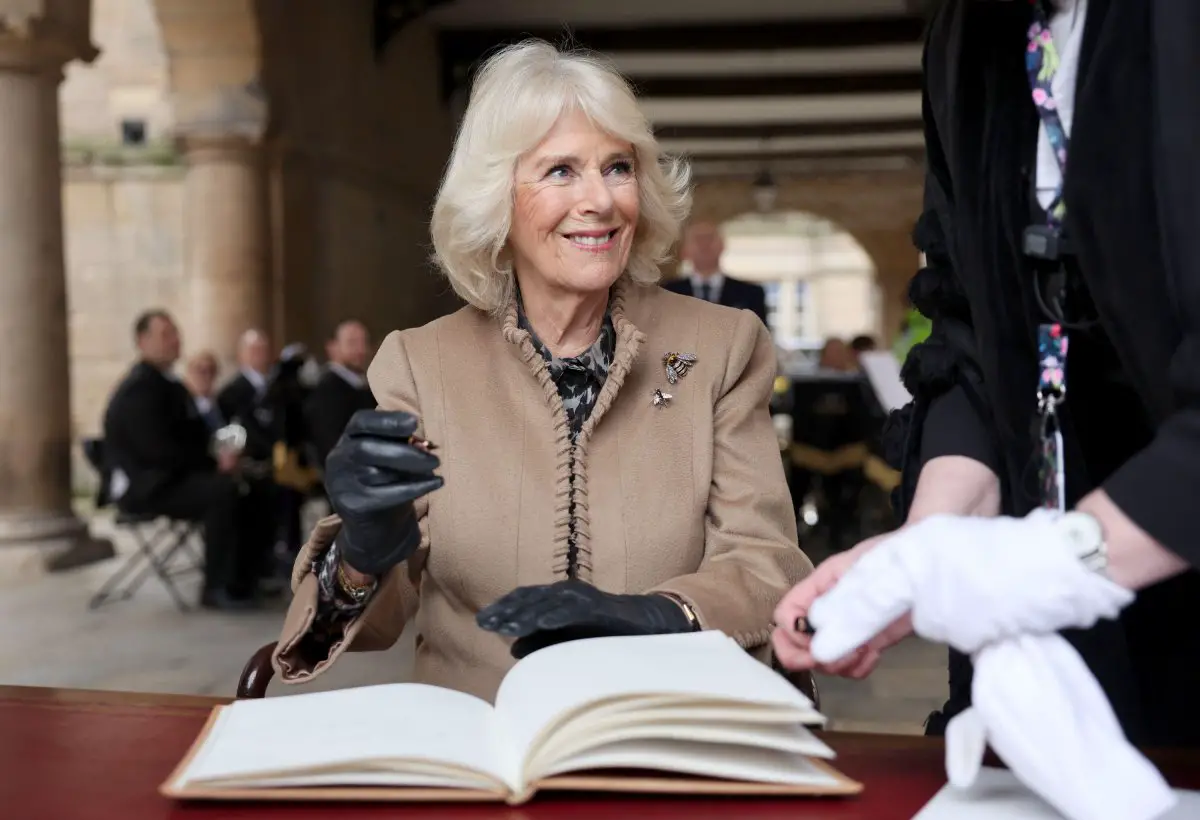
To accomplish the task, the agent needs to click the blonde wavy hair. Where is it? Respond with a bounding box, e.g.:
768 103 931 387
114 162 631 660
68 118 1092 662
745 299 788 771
430 39 693 315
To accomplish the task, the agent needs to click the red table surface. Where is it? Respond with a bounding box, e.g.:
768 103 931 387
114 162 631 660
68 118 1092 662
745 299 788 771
2 685 1199 820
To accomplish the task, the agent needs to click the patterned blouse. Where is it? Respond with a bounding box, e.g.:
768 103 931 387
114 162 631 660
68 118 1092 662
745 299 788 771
306 306 616 641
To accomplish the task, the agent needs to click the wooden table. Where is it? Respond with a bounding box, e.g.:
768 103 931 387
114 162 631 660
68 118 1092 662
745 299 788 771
3 685 1199 820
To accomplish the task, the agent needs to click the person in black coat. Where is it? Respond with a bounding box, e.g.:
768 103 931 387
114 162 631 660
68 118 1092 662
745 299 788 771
215 328 280 589
772 0 1200 749
102 310 253 609
304 320 377 469
663 221 768 325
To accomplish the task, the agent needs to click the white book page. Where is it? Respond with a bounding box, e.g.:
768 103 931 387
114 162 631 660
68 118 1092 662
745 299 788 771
174 683 513 792
493 632 820 777
540 738 842 787
915 768 1200 819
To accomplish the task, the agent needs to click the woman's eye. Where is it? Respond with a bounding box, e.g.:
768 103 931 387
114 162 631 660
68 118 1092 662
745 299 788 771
547 165 572 179
607 160 634 176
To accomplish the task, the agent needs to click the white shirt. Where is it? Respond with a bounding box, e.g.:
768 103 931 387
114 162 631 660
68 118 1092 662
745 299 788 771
1035 0 1087 210
241 367 267 395
329 362 366 390
689 272 725 303
194 395 216 417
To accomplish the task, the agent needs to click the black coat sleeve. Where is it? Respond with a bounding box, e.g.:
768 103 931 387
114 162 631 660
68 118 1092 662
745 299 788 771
304 381 356 468
750 283 768 326
1102 5 1200 566
881 35 1000 518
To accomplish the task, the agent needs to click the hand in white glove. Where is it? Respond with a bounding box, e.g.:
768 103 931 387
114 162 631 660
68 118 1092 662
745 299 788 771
945 636 1176 820
807 509 1133 664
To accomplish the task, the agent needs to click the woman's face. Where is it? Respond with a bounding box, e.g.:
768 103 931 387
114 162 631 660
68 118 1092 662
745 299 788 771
509 108 640 299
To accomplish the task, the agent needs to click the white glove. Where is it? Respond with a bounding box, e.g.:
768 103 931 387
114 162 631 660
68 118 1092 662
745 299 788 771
807 509 1132 663
806 509 1176 820
945 636 1175 820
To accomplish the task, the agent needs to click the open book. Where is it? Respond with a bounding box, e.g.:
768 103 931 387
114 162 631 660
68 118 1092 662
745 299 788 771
162 631 861 805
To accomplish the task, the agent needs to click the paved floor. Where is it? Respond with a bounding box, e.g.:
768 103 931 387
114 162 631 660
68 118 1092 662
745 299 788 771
0 509 947 735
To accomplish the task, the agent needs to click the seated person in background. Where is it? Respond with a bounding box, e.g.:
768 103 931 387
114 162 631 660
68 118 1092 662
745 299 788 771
216 328 280 597
102 310 254 610
663 221 768 325
848 334 877 367
217 329 276 465
272 40 814 702
304 319 376 469
183 350 224 431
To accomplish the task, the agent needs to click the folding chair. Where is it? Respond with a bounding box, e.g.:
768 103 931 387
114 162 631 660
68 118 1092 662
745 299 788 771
82 438 204 612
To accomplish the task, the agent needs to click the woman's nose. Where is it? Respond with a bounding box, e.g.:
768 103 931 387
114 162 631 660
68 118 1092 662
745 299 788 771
576 169 614 215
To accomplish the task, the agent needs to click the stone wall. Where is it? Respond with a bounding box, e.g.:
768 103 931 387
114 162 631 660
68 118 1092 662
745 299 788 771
257 4 460 349
63 164 186 491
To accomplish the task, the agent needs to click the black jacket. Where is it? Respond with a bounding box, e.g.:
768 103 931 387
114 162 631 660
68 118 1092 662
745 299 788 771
217 372 276 462
663 275 768 325
304 369 376 468
888 0 1200 746
102 361 213 509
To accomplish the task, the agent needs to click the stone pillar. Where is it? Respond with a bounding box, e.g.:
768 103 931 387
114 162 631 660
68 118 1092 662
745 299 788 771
0 2 113 567
176 85 270 366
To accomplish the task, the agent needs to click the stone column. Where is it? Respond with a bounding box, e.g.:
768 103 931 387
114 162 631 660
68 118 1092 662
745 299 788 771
176 85 270 366
0 2 114 568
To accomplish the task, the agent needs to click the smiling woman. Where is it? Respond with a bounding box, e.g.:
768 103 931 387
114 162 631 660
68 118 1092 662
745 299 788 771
431 40 690 320
270 39 815 704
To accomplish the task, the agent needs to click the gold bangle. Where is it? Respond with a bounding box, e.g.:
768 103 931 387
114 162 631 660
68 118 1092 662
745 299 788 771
660 592 701 631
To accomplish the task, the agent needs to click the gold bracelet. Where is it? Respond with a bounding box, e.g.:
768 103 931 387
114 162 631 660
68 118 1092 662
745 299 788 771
659 592 701 631
336 560 375 602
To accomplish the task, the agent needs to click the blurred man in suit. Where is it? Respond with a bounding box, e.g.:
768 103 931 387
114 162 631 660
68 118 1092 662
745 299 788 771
217 329 275 464
102 310 254 609
183 350 224 432
215 328 278 593
305 319 376 468
664 221 768 324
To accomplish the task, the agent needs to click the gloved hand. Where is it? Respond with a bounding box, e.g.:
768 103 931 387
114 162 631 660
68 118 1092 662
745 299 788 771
942 635 1176 820
324 410 444 577
807 509 1133 665
476 580 696 659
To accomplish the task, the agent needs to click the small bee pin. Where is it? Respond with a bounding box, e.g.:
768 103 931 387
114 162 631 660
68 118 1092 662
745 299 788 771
663 352 697 384
652 389 673 407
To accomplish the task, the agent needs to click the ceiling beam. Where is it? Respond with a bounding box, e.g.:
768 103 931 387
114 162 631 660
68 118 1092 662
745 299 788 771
628 71 921 98
438 15 927 95
440 15 924 56
654 118 923 140
680 146 927 165
687 150 925 178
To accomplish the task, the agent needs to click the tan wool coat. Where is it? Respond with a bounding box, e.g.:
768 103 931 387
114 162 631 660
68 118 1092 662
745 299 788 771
273 280 813 702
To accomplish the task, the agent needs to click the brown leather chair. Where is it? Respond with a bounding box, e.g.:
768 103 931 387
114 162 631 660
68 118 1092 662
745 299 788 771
237 641 819 710
237 642 278 699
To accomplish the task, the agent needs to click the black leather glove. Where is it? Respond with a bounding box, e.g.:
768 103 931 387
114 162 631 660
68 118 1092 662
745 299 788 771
324 410 444 577
476 580 696 659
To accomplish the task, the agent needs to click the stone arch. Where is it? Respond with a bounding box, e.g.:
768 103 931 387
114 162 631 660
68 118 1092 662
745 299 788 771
151 0 263 129
149 0 269 366
713 210 879 344
690 170 924 340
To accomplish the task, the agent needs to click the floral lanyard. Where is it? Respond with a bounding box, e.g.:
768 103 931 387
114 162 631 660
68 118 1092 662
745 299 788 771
1027 0 1070 511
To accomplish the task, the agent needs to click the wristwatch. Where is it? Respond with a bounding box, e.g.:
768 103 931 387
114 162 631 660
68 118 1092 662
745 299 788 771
1056 511 1108 575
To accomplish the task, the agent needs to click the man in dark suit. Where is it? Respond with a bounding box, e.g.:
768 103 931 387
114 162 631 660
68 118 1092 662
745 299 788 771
183 350 225 432
215 328 279 591
663 221 768 324
102 310 253 609
305 319 377 468
216 329 276 464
